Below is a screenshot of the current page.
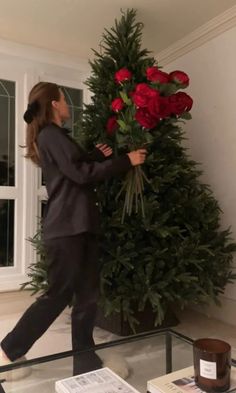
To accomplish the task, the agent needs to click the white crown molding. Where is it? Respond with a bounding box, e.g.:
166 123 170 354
156 5 236 65
0 37 90 71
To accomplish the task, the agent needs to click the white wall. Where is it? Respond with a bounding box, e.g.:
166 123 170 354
164 25 236 325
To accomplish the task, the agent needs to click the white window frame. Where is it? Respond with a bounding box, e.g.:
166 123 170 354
0 68 30 290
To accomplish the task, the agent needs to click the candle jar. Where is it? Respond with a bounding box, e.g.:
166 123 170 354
193 338 231 392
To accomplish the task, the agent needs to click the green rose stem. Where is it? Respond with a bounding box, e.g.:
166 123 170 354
117 164 150 222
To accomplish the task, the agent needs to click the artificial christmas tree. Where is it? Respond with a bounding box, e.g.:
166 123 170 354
22 9 236 334
78 8 236 333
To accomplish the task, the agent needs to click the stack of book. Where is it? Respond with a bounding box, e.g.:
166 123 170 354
147 366 236 393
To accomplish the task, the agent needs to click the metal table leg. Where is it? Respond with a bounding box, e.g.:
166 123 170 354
165 331 172 374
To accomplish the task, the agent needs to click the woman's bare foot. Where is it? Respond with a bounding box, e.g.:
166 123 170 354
0 349 31 381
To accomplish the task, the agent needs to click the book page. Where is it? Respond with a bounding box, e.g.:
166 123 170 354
56 367 140 393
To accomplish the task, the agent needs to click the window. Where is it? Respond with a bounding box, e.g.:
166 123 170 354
61 85 83 137
0 51 89 290
0 79 15 267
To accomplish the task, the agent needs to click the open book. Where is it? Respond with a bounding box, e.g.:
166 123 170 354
55 367 140 393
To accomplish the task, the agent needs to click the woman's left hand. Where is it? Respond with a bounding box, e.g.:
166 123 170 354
96 144 113 157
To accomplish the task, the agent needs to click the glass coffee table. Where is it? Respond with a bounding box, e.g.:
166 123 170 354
0 328 195 393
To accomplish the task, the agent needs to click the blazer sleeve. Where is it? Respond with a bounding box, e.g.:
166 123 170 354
87 147 106 162
38 128 132 185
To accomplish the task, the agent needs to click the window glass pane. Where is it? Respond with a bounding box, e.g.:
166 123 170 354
60 86 83 137
0 199 14 267
0 79 15 186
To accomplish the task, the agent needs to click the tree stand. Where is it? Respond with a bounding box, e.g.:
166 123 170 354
95 303 179 336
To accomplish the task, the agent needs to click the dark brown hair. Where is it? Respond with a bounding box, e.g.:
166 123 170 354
24 82 60 166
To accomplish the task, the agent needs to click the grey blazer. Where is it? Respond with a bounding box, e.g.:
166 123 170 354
37 123 132 239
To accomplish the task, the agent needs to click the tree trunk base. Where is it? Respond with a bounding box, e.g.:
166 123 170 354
95 304 179 336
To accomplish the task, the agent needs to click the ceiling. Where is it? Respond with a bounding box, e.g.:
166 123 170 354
0 0 236 59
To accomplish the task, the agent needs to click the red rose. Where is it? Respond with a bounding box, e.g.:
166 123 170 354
146 67 169 83
132 83 159 108
135 83 158 97
135 108 159 129
106 116 118 135
132 92 148 107
115 68 132 83
169 70 189 86
111 98 124 112
169 92 193 115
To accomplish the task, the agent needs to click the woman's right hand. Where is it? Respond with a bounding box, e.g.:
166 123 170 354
127 149 147 166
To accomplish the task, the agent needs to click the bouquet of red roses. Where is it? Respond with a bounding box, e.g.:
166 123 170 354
106 66 193 222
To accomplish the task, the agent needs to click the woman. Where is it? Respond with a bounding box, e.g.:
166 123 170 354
0 82 147 379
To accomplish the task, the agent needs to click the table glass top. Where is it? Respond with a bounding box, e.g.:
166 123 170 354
0 329 194 393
